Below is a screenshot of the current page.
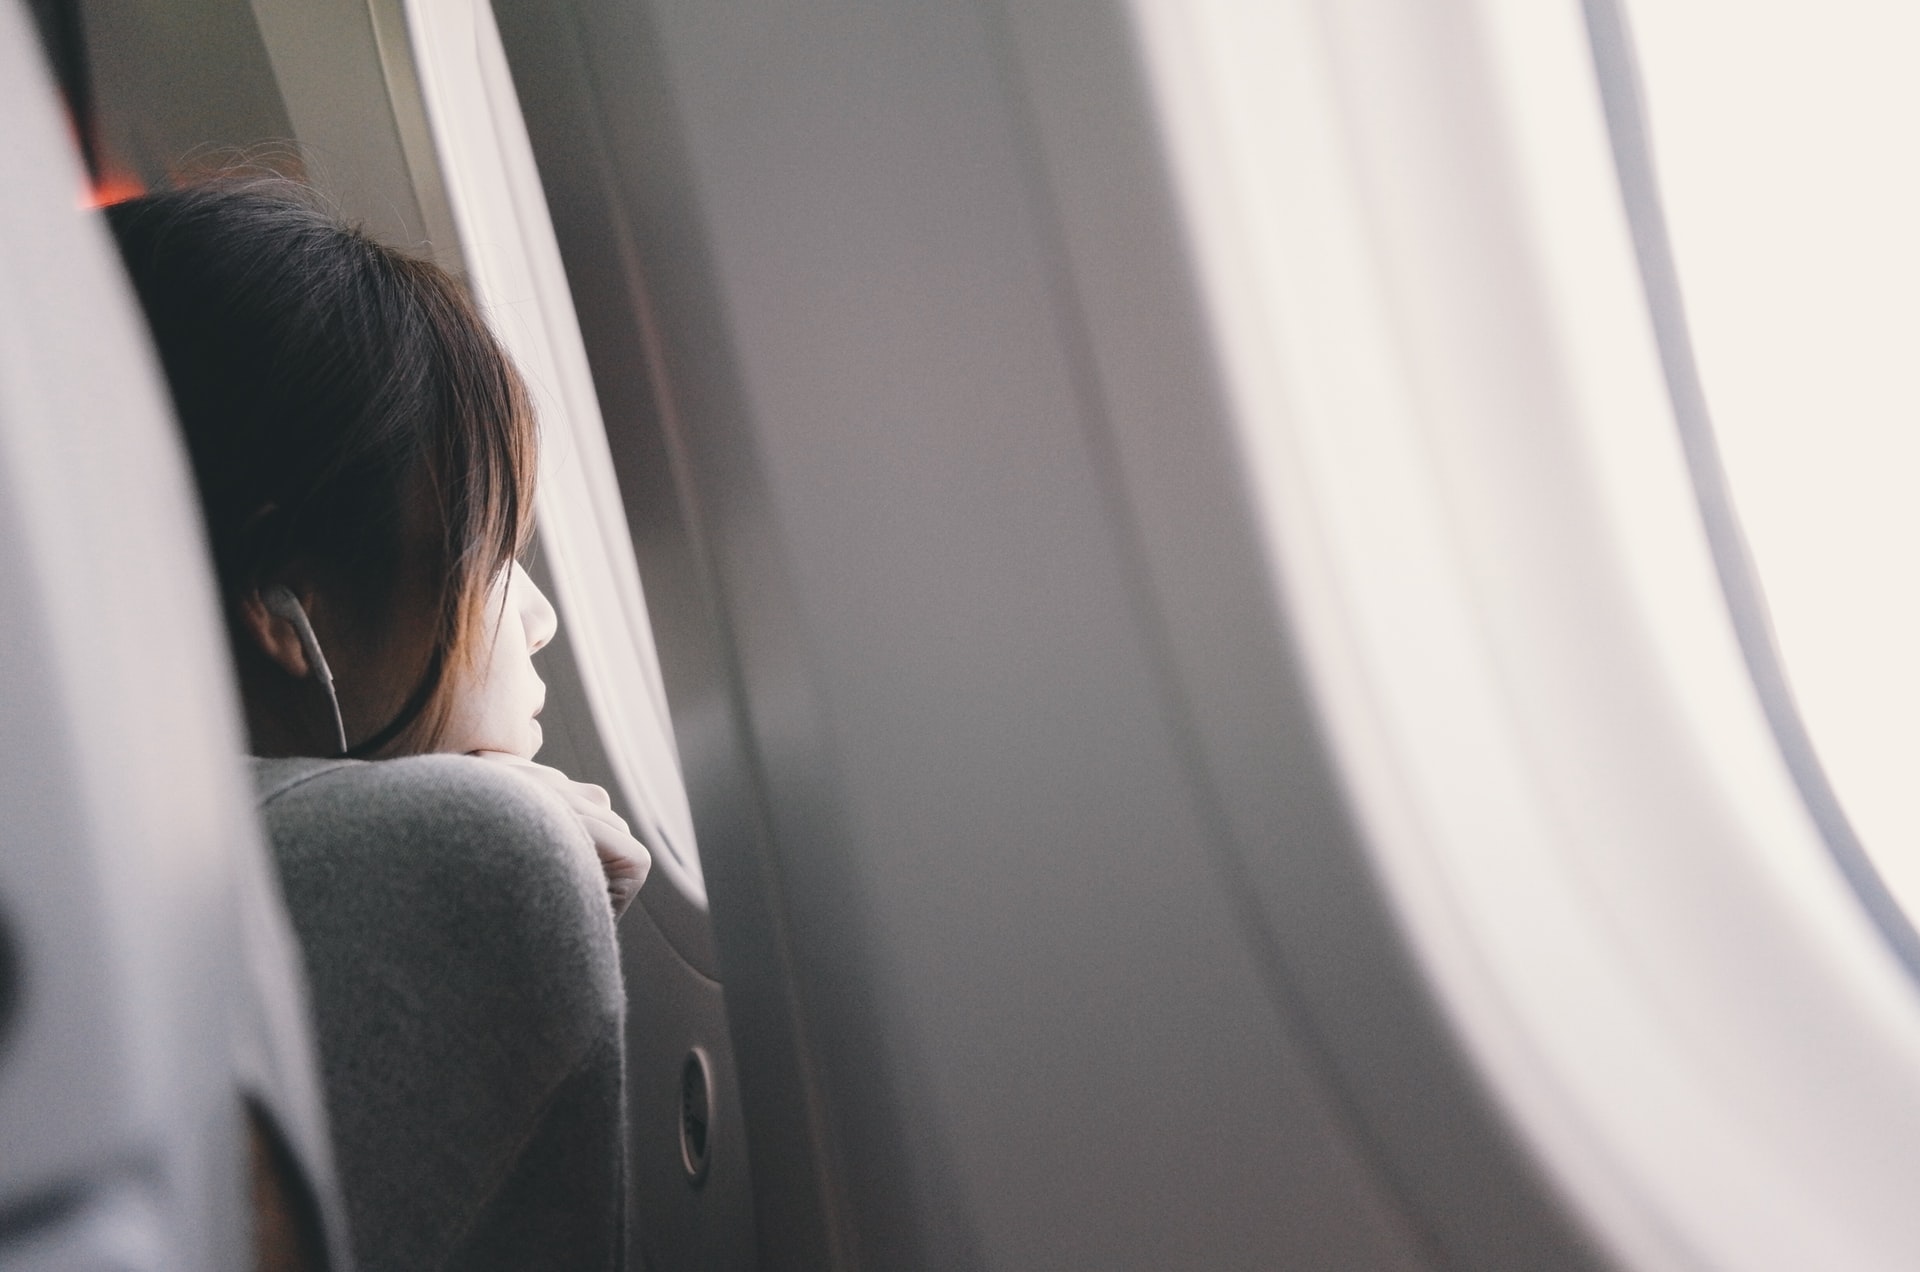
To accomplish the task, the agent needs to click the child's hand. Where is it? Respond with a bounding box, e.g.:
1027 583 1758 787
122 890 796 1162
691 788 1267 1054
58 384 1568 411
472 752 650 915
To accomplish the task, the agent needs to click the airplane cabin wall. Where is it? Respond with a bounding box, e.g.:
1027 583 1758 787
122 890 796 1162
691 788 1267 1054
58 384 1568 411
490 0 1612 1267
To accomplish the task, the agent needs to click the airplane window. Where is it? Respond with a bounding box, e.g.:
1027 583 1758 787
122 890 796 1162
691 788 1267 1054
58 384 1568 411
399 0 703 899
1618 1 1920 918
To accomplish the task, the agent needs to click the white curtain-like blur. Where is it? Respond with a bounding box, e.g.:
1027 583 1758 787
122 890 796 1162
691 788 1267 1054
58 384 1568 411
1623 0 1920 914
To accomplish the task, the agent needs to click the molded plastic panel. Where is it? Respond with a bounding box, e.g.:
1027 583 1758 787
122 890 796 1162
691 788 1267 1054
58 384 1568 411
484 0 1600 1267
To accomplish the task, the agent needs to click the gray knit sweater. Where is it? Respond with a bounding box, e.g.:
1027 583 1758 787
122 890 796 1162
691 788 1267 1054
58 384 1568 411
254 755 627 1272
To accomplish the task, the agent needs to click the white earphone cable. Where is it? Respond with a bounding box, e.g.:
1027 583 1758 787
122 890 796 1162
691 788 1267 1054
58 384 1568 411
262 585 350 757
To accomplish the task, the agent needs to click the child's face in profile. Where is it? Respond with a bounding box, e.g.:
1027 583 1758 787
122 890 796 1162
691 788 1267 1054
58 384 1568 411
438 561 557 760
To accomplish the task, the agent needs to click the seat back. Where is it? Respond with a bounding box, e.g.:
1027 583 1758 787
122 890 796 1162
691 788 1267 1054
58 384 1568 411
0 6 284 1265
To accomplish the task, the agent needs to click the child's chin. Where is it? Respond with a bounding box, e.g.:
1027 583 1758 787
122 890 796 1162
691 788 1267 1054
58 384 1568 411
449 720 539 760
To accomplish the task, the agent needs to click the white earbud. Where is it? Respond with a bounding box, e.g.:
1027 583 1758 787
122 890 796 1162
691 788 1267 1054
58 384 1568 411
261 585 349 757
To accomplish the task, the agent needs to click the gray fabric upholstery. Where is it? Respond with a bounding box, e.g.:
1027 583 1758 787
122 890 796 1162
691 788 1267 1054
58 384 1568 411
255 755 627 1272
230 808 359 1270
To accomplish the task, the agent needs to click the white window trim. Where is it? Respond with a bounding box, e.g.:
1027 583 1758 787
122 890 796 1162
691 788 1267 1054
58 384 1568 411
391 0 703 902
1134 1 1920 1269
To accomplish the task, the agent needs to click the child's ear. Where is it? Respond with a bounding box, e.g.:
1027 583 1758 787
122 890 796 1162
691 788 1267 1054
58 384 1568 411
238 588 313 679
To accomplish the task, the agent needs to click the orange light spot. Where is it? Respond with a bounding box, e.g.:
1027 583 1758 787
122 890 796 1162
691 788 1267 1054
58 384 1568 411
80 170 147 210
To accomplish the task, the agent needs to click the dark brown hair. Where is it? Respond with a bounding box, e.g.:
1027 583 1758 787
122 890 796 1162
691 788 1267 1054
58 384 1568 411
108 179 536 754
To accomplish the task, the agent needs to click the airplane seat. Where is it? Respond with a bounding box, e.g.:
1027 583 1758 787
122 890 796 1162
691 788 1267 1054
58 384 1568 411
253 753 628 1272
0 2 347 1267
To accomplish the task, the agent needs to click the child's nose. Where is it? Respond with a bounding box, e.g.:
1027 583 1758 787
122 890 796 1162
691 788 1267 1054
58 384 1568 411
514 562 559 653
